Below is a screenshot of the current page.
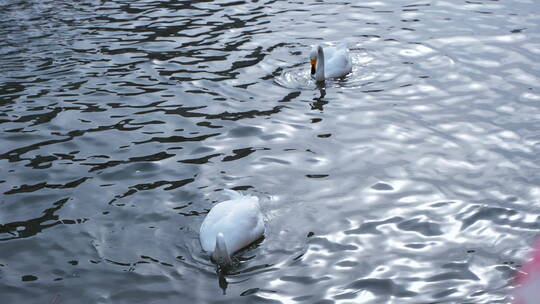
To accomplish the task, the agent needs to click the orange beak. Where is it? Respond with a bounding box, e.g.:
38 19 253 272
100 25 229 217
310 59 316 75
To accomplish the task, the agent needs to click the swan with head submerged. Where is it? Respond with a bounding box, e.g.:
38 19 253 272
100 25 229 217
310 43 353 82
199 189 265 270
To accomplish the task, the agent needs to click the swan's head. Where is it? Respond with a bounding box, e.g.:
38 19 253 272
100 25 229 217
310 47 318 75
310 46 325 81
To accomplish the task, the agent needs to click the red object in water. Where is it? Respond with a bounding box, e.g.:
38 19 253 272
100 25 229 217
514 238 540 304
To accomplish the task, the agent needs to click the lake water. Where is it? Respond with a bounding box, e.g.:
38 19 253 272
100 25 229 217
1 0 540 303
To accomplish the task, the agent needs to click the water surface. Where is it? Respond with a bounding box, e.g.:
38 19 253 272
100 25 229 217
1 0 540 303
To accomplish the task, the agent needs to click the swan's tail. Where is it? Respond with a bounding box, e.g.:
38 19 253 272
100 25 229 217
212 232 233 271
222 189 252 201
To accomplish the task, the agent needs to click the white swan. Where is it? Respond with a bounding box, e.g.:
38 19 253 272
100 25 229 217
310 43 353 82
199 189 265 270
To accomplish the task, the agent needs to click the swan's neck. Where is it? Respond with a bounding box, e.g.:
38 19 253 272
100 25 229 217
315 46 325 82
212 232 233 270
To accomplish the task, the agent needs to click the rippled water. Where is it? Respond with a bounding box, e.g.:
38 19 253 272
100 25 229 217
1 0 540 303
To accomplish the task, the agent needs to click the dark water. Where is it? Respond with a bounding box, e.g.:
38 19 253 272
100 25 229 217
1 0 540 303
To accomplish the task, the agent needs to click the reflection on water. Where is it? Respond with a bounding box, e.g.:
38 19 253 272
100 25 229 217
1 0 540 303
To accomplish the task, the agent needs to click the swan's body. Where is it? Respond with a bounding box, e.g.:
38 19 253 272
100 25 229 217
199 190 265 270
310 43 352 82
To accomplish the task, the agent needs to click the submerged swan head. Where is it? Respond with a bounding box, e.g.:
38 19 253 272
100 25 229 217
211 232 233 271
310 45 326 82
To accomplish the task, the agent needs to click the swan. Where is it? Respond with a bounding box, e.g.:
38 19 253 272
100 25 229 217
310 43 353 82
199 189 265 270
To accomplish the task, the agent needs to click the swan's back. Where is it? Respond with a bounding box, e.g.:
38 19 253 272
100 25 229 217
200 191 265 256
324 44 352 78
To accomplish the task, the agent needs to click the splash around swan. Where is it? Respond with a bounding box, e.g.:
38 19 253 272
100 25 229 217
274 44 375 90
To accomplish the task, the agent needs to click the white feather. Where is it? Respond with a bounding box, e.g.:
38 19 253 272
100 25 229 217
199 190 265 260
